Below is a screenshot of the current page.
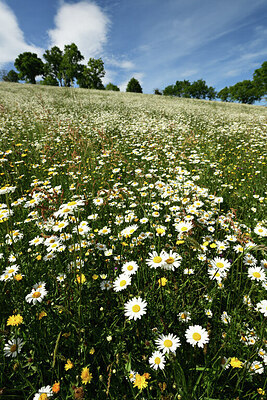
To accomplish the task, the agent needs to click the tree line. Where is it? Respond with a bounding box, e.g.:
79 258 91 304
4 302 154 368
0 43 143 93
158 62 266 104
0 42 266 103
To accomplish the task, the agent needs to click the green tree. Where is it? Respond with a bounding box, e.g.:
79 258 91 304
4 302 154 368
154 88 162 95
217 87 231 102
106 82 120 91
14 52 44 84
61 43 84 87
40 75 59 86
207 86 217 100
43 46 63 86
190 79 209 99
253 61 267 98
77 58 105 89
126 77 143 93
230 80 262 104
2 70 19 83
163 84 177 96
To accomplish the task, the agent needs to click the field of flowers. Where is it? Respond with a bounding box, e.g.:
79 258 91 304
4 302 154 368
0 82 266 400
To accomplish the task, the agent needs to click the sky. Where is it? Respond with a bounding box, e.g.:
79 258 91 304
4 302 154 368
0 0 266 93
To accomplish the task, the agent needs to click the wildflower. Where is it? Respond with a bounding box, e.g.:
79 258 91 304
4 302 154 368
4 338 24 357
178 311 191 323
254 225 267 237
257 388 265 395
52 382 60 393
120 224 138 238
162 250 182 271
25 287 47 305
249 361 264 374
124 297 147 320
149 351 166 370
248 267 266 282
65 359 74 371
230 357 243 368
185 325 209 348
146 250 166 269
81 366 93 384
113 274 132 292
38 311 47 320
256 300 267 316
158 277 167 286
175 220 193 234
7 314 23 326
33 386 53 400
210 257 231 272
122 261 139 275
155 333 181 354
133 374 148 390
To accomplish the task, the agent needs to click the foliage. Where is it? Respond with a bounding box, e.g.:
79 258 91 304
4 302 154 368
1 69 19 83
154 88 162 95
126 77 143 93
40 75 59 86
163 79 216 100
229 80 262 104
106 83 120 91
0 82 266 400
77 58 105 89
43 46 63 86
14 52 44 84
60 43 84 87
217 87 231 102
253 61 267 97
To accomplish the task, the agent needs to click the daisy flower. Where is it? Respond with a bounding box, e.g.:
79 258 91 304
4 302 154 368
248 267 266 282
149 351 166 370
155 333 181 354
33 386 53 400
210 257 231 272
254 225 267 237
4 338 24 357
146 250 166 269
178 311 191 323
121 261 139 275
162 250 182 271
185 325 209 348
25 287 47 305
249 361 264 374
124 297 147 320
113 274 132 292
256 300 267 316
175 220 193 234
120 224 138 238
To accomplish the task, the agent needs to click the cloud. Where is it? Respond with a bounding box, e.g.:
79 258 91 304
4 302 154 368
48 1 110 60
107 58 135 70
0 1 43 66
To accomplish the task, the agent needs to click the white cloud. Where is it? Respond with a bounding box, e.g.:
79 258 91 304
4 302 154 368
107 58 135 70
48 1 110 61
0 1 43 66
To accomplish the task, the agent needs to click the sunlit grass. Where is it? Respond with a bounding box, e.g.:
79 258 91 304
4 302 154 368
0 82 266 400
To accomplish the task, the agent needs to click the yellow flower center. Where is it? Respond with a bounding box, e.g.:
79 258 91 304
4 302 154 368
253 272 261 278
120 280 127 287
192 332 201 341
9 269 15 274
166 257 174 264
132 305 141 313
10 344 17 353
157 228 164 234
163 339 173 348
216 262 224 269
181 226 188 232
32 291 41 298
153 256 162 263
154 357 161 365
39 394 48 400
181 313 186 319
127 265 134 271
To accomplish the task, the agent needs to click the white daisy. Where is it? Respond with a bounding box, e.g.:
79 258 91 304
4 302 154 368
25 287 47 305
248 267 266 282
210 257 231 272
33 386 53 400
162 250 182 271
124 297 147 320
113 274 132 292
174 220 193 234
178 311 191 323
121 261 139 275
249 361 264 374
185 325 209 348
155 333 181 354
256 300 267 316
149 351 166 370
4 338 24 357
146 250 166 269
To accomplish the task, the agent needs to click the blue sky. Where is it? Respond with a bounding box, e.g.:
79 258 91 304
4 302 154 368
0 0 266 93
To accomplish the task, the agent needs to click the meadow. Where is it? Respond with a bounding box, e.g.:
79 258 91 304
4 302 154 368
0 82 266 400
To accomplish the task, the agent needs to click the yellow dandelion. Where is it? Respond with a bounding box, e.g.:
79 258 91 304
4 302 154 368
81 366 93 384
7 314 23 326
133 374 148 390
64 359 74 371
158 277 167 287
230 357 243 368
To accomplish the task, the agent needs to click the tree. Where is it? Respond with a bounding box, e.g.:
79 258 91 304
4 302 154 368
106 82 120 91
207 86 217 100
43 46 63 85
77 58 105 89
217 87 231 102
2 70 19 82
230 80 262 104
60 43 84 86
190 79 209 99
14 52 44 84
40 75 59 86
126 77 143 93
154 88 162 95
253 61 267 98
163 85 177 96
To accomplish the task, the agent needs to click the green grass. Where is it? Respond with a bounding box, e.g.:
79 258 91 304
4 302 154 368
0 82 266 400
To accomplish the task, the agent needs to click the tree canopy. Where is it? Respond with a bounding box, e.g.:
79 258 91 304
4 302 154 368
14 52 44 84
126 78 143 93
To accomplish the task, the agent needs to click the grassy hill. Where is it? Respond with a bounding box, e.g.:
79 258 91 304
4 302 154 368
0 82 266 399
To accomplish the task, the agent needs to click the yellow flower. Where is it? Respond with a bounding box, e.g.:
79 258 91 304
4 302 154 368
230 357 243 368
64 359 74 371
76 273 86 284
14 274 23 281
92 274 99 280
257 388 265 395
38 311 47 320
89 347 95 355
81 366 93 384
7 314 23 326
52 382 60 393
133 374 148 390
36 255 42 260
158 277 167 287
